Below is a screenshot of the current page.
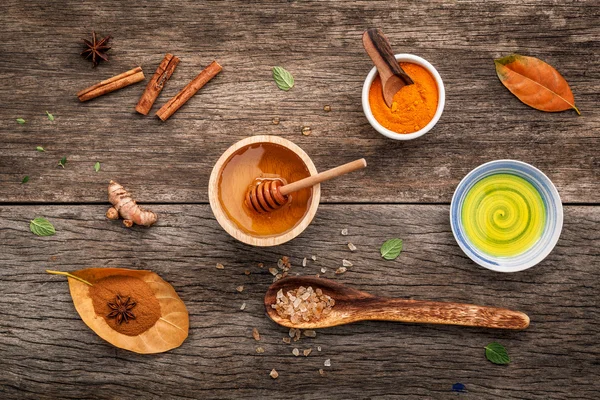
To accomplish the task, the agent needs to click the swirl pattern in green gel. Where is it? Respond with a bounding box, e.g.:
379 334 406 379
461 173 546 257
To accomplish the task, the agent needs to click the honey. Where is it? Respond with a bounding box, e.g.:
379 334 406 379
217 142 313 237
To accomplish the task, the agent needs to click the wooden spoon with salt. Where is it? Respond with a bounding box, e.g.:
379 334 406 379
363 28 414 107
264 276 530 330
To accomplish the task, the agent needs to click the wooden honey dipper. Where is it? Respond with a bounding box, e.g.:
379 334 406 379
245 158 367 213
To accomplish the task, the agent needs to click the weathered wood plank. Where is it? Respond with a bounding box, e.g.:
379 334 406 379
0 0 598 203
0 204 598 399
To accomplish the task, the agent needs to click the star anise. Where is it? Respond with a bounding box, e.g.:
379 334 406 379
107 294 136 324
81 31 111 67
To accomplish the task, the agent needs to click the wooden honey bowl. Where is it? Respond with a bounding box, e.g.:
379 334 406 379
209 135 321 246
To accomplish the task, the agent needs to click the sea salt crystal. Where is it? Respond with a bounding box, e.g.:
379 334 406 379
269 267 278 276
292 348 300 356
283 337 291 344
256 347 265 354
270 369 279 379
319 368 325 376
216 263 224 269
347 243 357 252
341 228 348 236
302 257 307 267
303 349 312 357
303 330 317 338
335 267 347 274
240 302 246 310
252 328 260 341
320 267 327 273
324 359 331 367
311 255 317 261
342 259 353 267
236 286 244 293
317 346 322 352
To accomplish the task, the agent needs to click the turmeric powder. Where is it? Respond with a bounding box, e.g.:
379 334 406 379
369 62 438 134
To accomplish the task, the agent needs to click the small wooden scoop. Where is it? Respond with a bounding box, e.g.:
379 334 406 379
265 276 530 330
245 158 367 214
363 28 414 107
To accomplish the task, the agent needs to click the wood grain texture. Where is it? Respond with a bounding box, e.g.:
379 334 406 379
0 204 598 399
0 0 598 203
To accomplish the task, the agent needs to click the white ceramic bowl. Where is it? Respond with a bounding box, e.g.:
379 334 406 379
450 160 563 273
362 54 445 140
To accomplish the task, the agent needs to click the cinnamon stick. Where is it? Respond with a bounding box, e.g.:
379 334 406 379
77 67 145 102
156 61 222 121
135 54 180 115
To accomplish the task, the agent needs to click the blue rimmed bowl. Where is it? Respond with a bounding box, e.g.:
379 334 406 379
450 160 563 273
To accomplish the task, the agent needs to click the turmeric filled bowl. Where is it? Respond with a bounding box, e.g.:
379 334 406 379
362 54 445 140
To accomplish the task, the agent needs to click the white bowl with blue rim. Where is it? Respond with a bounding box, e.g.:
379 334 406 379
450 160 563 273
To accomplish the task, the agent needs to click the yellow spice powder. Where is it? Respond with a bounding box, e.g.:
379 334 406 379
369 62 439 134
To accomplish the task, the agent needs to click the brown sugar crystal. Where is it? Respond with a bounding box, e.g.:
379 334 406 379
89 275 161 336
272 286 335 324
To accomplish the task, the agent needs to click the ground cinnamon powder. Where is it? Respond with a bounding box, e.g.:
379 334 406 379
369 62 439 134
89 275 161 336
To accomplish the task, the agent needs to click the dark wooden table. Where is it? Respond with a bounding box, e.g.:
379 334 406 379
1 1 598 399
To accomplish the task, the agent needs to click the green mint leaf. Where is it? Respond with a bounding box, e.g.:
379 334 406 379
272 66 294 91
21 176 29 184
16 118 26 124
485 342 510 365
94 162 101 172
380 238 403 260
58 156 67 168
46 111 54 121
36 146 45 152
30 217 56 236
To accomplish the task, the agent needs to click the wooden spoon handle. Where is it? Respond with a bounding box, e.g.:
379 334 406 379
361 298 529 330
279 158 367 196
362 28 414 107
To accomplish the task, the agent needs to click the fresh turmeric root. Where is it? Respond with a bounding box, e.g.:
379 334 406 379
106 180 157 228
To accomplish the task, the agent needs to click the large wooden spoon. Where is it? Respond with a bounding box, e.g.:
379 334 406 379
265 276 530 330
363 28 414 107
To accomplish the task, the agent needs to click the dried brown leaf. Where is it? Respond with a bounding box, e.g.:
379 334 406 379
52 268 189 354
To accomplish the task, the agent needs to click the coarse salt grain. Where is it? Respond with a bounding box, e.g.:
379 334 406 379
269 267 278 276
335 267 347 274
258 263 264 268
273 286 335 323
236 286 244 293
319 368 325 376
302 257 307 267
320 267 327 273
347 243 357 251
256 347 265 353
244 270 251 275
283 337 291 344
324 359 331 367
311 255 317 261
270 369 278 379
252 328 260 341
303 348 312 357
342 259 353 267
341 228 348 236
317 346 322 351
292 348 300 356
303 330 317 338
240 302 246 310
216 263 224 269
